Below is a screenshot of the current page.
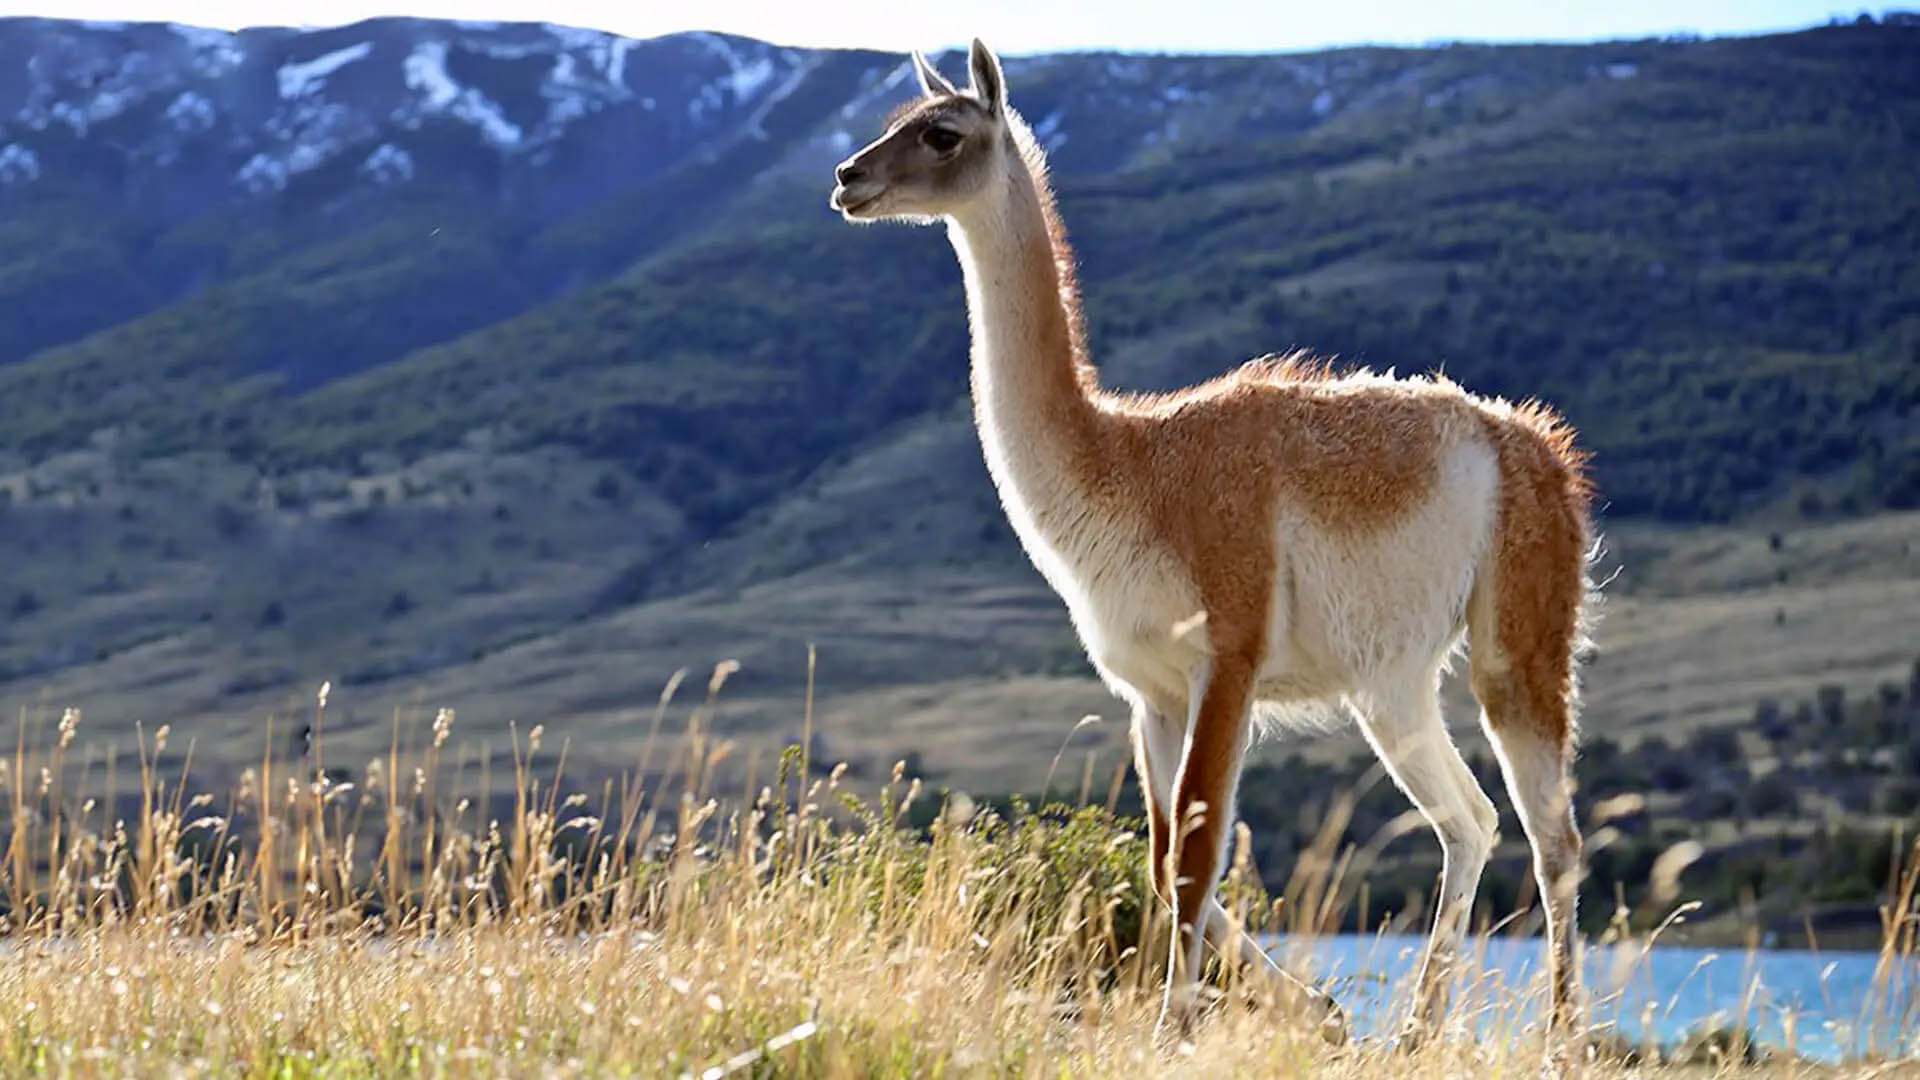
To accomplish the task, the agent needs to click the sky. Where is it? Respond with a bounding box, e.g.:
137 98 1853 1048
2 0 1877 53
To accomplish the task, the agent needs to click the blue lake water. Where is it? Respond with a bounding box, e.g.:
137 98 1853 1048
1271 933 1918 1063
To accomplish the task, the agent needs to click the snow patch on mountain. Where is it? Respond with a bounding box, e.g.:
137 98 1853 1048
172 23 245 77
1032 109 1070 151
839 60 911 120
399 40 523 149
166 91 217 134
541 23 607 53
535 22 637 90
84 53 156 124
1101 56 1151 84
278 41 373 99
474 39 544 59
236 152 288 193
541 39 633 128
0 144 41 185
837 59 910 121
724 57 776 102
361 142 415 184
47 102 89 136
693 33 788 107
741 56 815 138
403 41 462 109
282 110 358 171
545 55 591 125
248 106 358 179
608 37 638 87
452 94 522 148
17 46 166 135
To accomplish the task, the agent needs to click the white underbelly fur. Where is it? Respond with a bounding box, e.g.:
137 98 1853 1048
1006 438 1501 729
1255 440 1499 723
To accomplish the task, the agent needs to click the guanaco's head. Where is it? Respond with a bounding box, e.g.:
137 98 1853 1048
829 38 1010 224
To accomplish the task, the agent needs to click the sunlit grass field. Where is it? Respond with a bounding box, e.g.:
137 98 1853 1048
1 667 1915 1078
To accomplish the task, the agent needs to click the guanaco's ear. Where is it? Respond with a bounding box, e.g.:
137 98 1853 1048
967 38 1004 116
911 50 957 98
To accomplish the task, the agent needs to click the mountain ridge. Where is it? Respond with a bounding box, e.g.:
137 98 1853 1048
0 17 1914 780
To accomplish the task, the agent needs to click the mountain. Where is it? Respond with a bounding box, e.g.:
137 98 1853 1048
0 17 1915 784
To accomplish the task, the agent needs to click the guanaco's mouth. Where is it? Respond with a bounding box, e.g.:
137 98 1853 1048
830 186 882 218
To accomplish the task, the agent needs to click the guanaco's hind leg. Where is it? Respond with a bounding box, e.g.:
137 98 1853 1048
1467 445 1590 1041
1471 640 1584 1037
1129 701 1343 1041
1479 704 1581 1031
1351 666 1500 1039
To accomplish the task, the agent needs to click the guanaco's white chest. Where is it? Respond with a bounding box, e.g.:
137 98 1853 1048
977 423 1207 716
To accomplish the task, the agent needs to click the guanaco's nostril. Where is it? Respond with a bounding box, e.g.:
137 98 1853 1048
835 161 867 185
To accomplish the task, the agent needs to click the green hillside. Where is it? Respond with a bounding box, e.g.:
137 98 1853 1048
0 21 1915 787
2 25 1914 523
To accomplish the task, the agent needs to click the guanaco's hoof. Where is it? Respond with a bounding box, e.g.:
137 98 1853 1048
1310 993 1351 1047
1262 978 1348 1046
1394 1013 1451 1056
1154 984 1214 1049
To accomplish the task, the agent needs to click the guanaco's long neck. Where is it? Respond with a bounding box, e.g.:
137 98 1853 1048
947 145 1104 523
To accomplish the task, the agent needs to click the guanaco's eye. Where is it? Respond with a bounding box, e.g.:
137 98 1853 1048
921 127 963 153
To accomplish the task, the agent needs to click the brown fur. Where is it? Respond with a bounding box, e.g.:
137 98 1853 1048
1473 402 1592 743
1169 650 1258 968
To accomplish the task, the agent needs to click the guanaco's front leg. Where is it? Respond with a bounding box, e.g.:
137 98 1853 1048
1156 652 1257 1042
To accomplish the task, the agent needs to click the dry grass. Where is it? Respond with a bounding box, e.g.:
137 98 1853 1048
0 672 1914 1078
